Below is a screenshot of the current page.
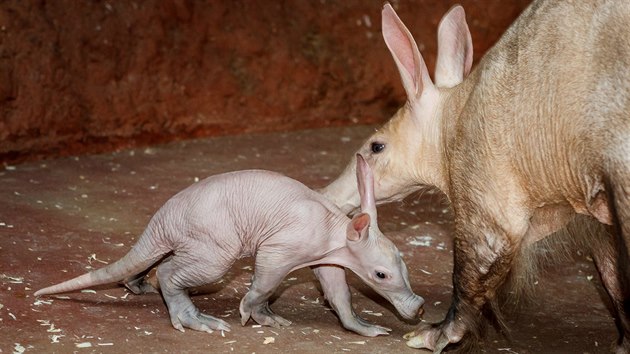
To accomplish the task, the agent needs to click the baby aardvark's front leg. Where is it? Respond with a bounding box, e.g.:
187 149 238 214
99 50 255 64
239 260 292 328
405 220 518 353
313 265 391 336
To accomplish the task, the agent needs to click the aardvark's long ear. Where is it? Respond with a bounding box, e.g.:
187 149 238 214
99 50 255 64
382 3 433 99
356 154 377 223
435 5 473 88
347 213 370 242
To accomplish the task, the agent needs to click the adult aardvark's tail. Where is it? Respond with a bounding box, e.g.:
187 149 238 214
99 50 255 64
35 231 169 296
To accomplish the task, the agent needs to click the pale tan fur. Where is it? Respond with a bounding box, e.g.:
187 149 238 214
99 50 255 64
322 1 630 352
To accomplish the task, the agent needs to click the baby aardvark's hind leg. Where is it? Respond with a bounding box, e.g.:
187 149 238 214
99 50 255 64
157 257 231 333
124 255 173 294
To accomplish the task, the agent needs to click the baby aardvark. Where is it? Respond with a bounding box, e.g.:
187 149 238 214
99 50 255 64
35 155 424 336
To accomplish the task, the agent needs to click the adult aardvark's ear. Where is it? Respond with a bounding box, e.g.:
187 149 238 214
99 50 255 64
435 5 473 88
382 3 434 99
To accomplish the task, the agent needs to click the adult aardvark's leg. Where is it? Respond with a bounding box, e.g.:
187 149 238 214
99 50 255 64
405 219 519 353
590 228 630 353
605 161 630 353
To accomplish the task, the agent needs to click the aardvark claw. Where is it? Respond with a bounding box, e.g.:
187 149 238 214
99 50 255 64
404 325 452 354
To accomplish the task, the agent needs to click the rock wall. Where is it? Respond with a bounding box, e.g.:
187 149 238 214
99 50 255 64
0 0 530 163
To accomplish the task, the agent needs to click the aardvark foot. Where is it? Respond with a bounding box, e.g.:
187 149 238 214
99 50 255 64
123 276 159 295
171 304 231 333
340 311 391 337
404 321 463 354
240 299 292 328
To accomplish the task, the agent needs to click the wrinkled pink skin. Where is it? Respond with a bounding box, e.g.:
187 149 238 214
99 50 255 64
35 159 423 336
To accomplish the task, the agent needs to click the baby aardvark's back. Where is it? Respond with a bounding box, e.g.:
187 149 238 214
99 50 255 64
151 170 345 259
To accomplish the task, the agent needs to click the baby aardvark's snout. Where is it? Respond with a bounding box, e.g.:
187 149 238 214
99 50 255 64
394 293 425 321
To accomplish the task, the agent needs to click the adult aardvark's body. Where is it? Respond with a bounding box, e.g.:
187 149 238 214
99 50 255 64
321 0 630 352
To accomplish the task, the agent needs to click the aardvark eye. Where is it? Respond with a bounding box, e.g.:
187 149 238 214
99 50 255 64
375 271 386 279
371 142 385 154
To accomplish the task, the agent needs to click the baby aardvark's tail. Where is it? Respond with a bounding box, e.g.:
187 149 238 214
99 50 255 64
35 231 169 296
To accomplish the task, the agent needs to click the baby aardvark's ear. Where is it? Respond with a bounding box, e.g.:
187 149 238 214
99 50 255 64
347 213 370 241
356 154 377 221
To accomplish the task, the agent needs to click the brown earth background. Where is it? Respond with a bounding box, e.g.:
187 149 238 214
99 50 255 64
0 0 531 164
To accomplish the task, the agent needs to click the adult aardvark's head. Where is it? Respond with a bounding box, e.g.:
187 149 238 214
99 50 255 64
320 3 473 212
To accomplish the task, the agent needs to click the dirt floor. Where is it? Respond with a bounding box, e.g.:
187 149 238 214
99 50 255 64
1 125 618 353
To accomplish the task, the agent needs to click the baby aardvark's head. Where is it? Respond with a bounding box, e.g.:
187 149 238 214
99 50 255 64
343 155 425 320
